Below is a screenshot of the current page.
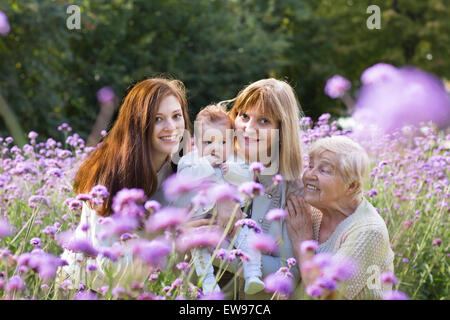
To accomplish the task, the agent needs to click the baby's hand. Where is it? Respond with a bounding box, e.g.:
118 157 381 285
221 163 229 175
205 154 222 167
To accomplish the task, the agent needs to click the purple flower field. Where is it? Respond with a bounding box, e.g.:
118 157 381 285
0 63 449 300
0 113 448 300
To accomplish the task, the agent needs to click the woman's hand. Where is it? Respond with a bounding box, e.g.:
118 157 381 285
182 218 212 231
216 199 243 237
285 193 314 255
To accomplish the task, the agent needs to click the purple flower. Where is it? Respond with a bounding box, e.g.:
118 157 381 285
286 258 297 268
76 194 92 202
163 174 209 201
324 75 351 99
235 218 262 233
74 290 99 300
322 257 358 282
312 253 333 268
200 291 225 300
145 207 189 233
238 181 264 197
176 262 190 272
132 238 172 266
112 188 147 218
99 215 139 237
432 238 442 246
28 195 50 208
367 189 378 198
380 271 398 285
249 162 265 172
272 174 283 184
264 272 293 296
383 290 409 300
315 276 338 291
111 286 125 298
56 231 99 258
30 237 41 248
353 66 450 135
300 240 319 254
86 264 98 272
306 284 323 297
89 185 109 199
265 208 287 221
361 63 399 86
0 10 11 35
97 86 116 105
0 218 12 238
68 199 82 211
28 131 38 140
250 233 278 253
144 200 161 213
176 227 223 252
5 276 25 292
207 184 241 203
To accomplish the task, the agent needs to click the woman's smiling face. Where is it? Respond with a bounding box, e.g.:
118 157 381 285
302 151 348 209
234 107 279 164
150 95 185 157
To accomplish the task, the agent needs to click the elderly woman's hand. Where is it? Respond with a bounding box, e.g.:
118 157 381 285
286 193 314 255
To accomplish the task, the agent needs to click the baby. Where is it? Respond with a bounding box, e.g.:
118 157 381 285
177 104 265 295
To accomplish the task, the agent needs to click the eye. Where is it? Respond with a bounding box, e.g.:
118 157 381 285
173 113 182 120
204 141 212 145
260 118 270 124
222 141 226 145
155 116 163 122
241 113 249 121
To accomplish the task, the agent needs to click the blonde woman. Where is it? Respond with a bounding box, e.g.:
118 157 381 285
286 136 395 299
215 78 305 299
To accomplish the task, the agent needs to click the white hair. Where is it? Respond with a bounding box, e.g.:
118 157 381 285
308 136 370 197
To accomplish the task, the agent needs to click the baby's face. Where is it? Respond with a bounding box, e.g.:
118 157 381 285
198 123 231 162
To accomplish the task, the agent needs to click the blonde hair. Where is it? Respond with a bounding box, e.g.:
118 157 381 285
229 78 304 181
308 136 370 197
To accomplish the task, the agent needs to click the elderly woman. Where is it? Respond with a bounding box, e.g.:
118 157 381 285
286 135 395 299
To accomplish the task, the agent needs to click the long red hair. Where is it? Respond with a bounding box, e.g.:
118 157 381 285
74 78 191 216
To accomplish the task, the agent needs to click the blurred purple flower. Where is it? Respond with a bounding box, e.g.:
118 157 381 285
163 174 209 201
312 253 333 268
272 174 283 184
238 181 264 197
56 231 99 258
0 218 12 238
74 290 99 300
0 10 11 35
432 238 442 246
306 284 323 297
265 208 287 221
264 272 293 296
235 218 262 233
5 276 25 292
300 240 319 254
97 86 116 105
380 271 398 285
249 162 265 172
286 258 296 268
176 227 223 252
324 75 351 99
144 200 161 213
28 131 38 140
132 238 171 266
322 257 358 282
207 184 241 203
315 276 338 291
200 291 225 300
112 188 147 219
361 63 400 86
353 66 450 134
383 290 409 300
30 237 41 248
145 207 189 233
250 233 278 253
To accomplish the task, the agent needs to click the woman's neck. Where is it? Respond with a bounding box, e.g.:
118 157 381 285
318 196 362 228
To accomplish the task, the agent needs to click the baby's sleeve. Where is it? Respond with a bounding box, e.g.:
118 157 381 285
178 152 216 181
223 162 253 186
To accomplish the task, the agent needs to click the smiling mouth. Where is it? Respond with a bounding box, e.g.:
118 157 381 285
159 135 179 143
305 184 320 191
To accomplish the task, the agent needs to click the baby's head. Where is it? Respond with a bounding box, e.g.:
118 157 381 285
194 104 234 162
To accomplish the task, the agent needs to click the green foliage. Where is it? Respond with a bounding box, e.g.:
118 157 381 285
0 0 449 140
